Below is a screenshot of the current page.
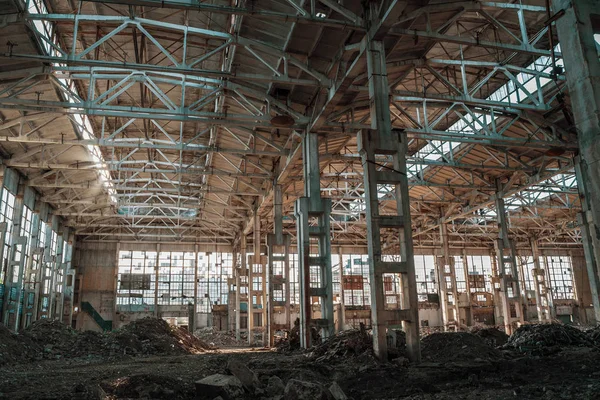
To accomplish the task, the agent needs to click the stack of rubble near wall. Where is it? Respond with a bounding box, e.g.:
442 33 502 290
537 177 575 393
503 323 595 355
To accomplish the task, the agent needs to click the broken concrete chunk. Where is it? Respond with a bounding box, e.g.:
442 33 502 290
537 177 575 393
328 381 348 400
283 379 327 400
266 375 285 396
226 359 260 392
195 374 243 400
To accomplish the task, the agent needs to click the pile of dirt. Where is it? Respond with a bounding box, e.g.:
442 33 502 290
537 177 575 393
21 319 84 358
112 317 212 355
0 324 39 365
2 317 213 363
421 332 503 363
194 327 246 347
471 327 509 347
503 323 594 355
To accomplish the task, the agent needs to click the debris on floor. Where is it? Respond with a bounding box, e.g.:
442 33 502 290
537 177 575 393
420 332 503 363
503 323 594 355
470 326 509 347
586 325 600 345
0 324 38 366
113 317 212 355
2 317 213 364
308 328 373 362
194 327 247 348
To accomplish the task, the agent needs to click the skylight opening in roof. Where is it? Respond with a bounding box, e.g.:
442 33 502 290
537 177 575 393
416 44 563 164
27 0 117 204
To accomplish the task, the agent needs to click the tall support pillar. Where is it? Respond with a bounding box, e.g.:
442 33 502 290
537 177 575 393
360 37 420 362
249 211 266 346
190 243 198 334
436 223 460 331
462 251 472 325
294 131 334 348
337 247 345 331
530 238 552 322
267 183 292 346
359 128 420 362
494 185 524 334
154 244 160 317
267 234 291 346
554 0 600 322
237 234 249 341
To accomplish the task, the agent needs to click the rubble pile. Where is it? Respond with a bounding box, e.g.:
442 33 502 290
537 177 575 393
308 328 373 362
504 323 595 355
21 319 85 358
0 324 38 365
112 317 212 355
421 332 502 363
194 327 246 347
586 325 600 345
3 317 213 363
471 326 509 347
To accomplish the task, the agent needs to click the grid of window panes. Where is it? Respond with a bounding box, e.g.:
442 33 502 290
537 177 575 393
289 252 300 305
0 190 15 283
331 254 341 303
158 252 195 305
204 252 232 306
519 256 536 293
117 251 156 307
414 255 437 301
544 256 575 300
453 256 467 292
340 254 370 307
42 229 58 298
465 255 493 292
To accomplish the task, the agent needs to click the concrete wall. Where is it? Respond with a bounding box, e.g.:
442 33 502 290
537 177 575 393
73 242 118 332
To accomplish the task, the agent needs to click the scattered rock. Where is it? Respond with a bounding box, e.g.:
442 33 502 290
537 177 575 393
195 374 244 400
284 379 327 400
266 375 285 396
328 381 348 400
226 359 260 392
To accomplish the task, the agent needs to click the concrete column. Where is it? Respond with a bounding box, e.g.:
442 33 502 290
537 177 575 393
154 244 160 317
530 238 552 322
191 243 198 334
554 0 600 321
337 247 345 331
359 36 420 362
238 234 248 341
294 131 334 348
461 251 472 325
495 185 524 334
437 223 460 330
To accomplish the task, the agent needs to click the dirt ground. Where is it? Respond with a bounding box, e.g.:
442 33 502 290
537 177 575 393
1 345 599 399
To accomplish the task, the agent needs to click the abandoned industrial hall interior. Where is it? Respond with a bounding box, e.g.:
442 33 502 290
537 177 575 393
2 0 600 398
